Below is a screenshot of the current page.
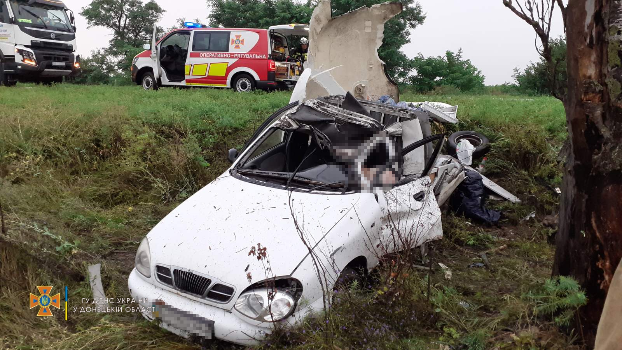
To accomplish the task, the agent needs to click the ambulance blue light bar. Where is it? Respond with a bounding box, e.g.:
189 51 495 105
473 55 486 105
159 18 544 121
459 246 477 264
184 22 204 28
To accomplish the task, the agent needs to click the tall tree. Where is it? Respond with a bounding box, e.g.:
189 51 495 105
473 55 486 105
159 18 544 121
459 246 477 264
513 37 567 96
503 0 565 99
82 0 165 47
505 0 622 343
208 0 314 29
554 0 622 343
80 0 165 81
207 0 425 81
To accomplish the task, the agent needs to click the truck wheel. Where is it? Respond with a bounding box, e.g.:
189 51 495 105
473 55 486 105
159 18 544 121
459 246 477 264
233 74 255 92
448 131 490 159
41 77 63 85
0 62 9 87
142 72 157 91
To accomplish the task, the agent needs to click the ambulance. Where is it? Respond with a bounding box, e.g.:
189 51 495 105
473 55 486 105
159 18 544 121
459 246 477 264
131 23 309 92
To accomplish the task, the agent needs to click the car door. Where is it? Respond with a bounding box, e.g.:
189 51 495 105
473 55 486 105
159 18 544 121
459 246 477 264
159 31 191 84
0 2 16 61
186 30 231 87
375 176 443 255
149 26 160 83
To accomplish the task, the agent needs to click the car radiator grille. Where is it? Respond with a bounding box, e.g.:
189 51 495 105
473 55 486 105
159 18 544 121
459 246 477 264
173 269 212 296
42 55 70 62
155 265 235 303
207 284 235 302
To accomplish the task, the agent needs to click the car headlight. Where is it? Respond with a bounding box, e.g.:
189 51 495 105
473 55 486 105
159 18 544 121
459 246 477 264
234 278 302 322
132 56 139 66
16 48 36 66
134 237 151 278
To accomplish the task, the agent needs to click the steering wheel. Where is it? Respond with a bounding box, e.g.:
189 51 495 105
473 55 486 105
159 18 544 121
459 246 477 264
163 45 175 57
173 45 183 57
393 134 446 187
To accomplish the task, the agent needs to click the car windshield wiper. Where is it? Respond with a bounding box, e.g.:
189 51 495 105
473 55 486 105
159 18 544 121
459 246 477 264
20 7 48 29
237 169 342 189
305 181 348 193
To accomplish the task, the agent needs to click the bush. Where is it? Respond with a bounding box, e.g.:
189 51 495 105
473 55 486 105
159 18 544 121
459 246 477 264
523 276 587 326
410 49 485 93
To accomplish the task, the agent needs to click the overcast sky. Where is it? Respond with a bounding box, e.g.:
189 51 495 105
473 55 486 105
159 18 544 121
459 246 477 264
62 0 565 85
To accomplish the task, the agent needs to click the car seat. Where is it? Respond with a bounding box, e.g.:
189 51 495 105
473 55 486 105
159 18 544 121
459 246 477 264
285 132 311 172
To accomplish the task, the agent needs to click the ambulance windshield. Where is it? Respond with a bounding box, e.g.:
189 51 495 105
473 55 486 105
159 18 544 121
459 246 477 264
10 0 73 33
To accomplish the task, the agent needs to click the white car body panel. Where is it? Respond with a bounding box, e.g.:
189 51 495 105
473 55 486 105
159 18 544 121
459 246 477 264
128 115 443 344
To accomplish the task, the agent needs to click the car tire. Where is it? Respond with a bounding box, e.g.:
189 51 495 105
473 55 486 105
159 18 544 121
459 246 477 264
333 266 365 293
142 72 158 91
448 131 490 159
233 73 255 92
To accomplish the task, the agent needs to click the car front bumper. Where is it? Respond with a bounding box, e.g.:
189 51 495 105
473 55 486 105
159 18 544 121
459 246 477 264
127 269 271 346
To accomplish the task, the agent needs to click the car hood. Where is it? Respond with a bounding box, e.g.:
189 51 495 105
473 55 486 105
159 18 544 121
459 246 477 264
147 173 359 292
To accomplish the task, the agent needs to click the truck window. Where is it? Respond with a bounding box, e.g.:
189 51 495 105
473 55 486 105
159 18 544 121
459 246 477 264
192 31 230 52
9 1 73 32
0 2 9 23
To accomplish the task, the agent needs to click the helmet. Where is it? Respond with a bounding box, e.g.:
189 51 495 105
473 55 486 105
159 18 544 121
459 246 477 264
300 37 309 45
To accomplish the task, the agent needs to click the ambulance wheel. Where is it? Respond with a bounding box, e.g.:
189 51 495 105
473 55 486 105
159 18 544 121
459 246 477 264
142 72 158 91
233 74 255 92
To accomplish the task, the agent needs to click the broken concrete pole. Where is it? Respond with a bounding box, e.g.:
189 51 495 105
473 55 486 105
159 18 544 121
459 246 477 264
291 0 402 103
88 263 107 310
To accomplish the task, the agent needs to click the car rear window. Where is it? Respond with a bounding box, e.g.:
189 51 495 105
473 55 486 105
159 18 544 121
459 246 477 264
193 31 230 52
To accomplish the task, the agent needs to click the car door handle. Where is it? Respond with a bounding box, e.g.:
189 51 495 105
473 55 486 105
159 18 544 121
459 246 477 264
413 191 426 202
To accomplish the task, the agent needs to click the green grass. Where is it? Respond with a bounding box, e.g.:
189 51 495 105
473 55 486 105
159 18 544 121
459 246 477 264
0 84 577 349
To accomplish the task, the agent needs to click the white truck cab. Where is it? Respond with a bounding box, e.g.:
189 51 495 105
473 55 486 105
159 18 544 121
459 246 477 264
0 0 80 86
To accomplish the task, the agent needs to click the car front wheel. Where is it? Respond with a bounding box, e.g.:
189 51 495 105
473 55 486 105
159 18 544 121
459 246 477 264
142 72 158 91
233 74 255 92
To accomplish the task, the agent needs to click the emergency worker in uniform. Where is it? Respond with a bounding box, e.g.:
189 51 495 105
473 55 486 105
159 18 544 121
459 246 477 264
291 37 308 63
271 36 286 61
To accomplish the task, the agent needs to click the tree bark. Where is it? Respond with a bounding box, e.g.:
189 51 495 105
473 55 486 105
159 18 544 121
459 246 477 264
553 0 622 344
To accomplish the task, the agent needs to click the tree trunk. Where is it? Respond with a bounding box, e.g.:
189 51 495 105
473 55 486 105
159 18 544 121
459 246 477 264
553 0 622 344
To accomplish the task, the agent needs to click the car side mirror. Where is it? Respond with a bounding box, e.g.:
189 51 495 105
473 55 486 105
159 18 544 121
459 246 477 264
228 149 238 163
143 43 151 50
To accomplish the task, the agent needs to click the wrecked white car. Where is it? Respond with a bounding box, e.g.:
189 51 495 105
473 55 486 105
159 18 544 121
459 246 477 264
127 0 520 345
127 93 472 345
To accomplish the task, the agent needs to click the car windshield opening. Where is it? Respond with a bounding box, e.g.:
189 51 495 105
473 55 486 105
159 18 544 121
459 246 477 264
10 0 72 32
237 128 349 191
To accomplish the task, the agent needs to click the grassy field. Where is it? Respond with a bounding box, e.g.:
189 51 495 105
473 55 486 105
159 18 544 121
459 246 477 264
0 84 578 349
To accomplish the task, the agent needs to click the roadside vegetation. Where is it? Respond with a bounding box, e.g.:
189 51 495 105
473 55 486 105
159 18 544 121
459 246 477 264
0 85 579 349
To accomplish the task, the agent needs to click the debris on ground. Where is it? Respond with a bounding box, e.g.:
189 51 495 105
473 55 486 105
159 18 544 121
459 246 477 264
438 263 452 280
456 139 475 165
468 262 486 268
522 211 536 222
543 214 559 228
88 263 107 310
450 169 502 226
